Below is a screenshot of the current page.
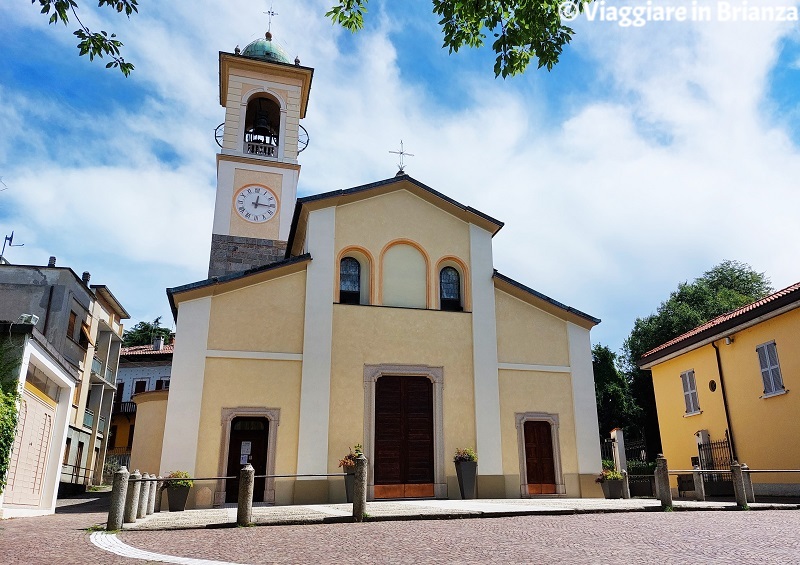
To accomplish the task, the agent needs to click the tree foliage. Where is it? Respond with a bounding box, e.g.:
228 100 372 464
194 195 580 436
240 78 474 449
592 344 641 439
621 260 772 456
122 316 172 347
326 0 580 77
0 337 23 495
32 0 138 76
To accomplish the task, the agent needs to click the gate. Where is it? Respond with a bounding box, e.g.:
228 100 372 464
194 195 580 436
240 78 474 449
697 435 733 496
625 438 655 497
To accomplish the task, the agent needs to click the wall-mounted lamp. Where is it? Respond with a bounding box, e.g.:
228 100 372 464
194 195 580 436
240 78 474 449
725 336 734 345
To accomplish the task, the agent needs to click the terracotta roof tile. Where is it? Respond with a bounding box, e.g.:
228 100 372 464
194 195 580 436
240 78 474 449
121 344 174 356
642 281 800 361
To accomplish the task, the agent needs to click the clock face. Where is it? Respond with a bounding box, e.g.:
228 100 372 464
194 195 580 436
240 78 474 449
234 185 278 223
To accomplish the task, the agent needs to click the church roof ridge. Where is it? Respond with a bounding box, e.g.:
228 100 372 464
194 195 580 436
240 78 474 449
166 253 312 320
493 270 601 326
286 175 504 258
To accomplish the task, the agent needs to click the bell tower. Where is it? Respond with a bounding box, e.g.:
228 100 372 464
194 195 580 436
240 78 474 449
209 31 313 278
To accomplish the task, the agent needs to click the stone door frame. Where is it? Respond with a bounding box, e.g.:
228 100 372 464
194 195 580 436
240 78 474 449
363 364 446 500
215 407 280 506
515 411 565 496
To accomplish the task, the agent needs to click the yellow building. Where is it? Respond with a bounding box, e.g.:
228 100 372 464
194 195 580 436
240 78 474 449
640 282 800 497
142 31 603 507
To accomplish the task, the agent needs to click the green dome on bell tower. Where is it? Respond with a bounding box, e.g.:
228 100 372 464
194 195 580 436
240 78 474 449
241 31 291 64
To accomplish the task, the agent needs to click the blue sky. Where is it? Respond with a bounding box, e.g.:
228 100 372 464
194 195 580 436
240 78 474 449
1 0 800 355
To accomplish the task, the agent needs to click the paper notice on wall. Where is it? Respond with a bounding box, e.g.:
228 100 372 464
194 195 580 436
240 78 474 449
241 441 251 455
240 454 248 465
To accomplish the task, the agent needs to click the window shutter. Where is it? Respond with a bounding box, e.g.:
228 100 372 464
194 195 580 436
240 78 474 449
756 345 772 393
688 371 699 413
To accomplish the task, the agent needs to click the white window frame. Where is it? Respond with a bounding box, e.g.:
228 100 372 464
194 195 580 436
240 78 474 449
756 341 786 397
680 370 700 415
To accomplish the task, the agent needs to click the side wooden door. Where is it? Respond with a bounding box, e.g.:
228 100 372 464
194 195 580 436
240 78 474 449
524 420 557 495
225 417 269 503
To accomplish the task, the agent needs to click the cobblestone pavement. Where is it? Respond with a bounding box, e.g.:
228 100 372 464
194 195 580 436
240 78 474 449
2 493 799 564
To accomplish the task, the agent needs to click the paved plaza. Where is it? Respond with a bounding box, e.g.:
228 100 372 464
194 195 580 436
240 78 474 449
1 493 799 564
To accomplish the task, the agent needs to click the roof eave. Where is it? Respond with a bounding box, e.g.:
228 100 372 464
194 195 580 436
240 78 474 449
639 294 800 369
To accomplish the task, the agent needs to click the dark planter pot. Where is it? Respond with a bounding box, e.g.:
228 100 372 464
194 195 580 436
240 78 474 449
455 460 478 500
601 479 623 499
167 485 191 511
344 466 355 503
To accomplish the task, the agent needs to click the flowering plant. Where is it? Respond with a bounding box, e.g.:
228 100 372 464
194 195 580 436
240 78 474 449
165 470 193 488
338 444 363 468
453 447 478 464
595 468 623 483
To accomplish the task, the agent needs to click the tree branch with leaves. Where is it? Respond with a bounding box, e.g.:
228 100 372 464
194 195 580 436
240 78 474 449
326 0 581 77
33 0 138 76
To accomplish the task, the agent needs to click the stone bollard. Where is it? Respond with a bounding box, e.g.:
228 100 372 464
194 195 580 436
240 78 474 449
742 464 755 504
731 461 748 509
692 465 706 502
621 470 631 499
147 474 157 515
124 470 142 524
655 455 672 509
138 474 151 519
237 464 255 527
107 466 130 531
353 454 368 522
154 477 163 513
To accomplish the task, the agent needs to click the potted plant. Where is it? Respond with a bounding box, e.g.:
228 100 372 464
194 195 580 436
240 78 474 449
453 447 478 500
595 468 624 499
165 470 193 511
338 444 363 503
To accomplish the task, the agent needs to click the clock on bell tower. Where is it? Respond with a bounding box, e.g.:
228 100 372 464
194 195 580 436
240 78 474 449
208 31 313 278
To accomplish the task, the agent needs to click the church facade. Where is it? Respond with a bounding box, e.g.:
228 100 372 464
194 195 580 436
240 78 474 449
152 32 603 506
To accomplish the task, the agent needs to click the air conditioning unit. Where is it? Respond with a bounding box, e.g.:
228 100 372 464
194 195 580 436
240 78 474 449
16 313 40 325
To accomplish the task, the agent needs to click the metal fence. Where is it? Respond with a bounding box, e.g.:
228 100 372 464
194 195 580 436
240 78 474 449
697 436 733 496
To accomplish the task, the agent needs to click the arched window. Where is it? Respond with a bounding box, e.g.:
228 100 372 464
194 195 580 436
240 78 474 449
244 96 281 157
440 267 462 311
340 257 361 304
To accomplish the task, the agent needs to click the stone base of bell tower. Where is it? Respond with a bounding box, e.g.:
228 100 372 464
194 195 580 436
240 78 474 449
209 234 287 278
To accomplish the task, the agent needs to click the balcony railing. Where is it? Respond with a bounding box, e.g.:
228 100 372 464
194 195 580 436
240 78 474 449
113 401 136 415
91 357 103 376
245 141 276 157
98 416 107 435
83 408 94 429
105 367 115 384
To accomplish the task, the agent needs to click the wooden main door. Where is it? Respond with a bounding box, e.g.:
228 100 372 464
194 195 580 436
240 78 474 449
524 420 557 495
225 417 268 503
374 376 434 498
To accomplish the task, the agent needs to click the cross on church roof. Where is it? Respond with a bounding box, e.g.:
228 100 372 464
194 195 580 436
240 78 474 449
389 140 414 175
263 2 278 33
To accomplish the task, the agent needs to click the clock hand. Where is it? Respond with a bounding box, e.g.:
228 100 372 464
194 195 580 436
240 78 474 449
252 195 260 209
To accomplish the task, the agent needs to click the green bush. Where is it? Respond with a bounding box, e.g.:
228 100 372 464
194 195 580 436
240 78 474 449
0 390 18 494
601 459 615 471
165 470 194 489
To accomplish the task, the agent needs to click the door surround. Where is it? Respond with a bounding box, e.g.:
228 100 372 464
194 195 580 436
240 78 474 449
363 364 445 500
216 407 280 506
515 412 565 496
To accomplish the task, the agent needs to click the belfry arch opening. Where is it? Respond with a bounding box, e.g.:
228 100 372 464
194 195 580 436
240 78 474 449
244 95 281 157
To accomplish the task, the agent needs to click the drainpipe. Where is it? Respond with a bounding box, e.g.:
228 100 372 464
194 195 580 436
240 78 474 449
711 340 737 461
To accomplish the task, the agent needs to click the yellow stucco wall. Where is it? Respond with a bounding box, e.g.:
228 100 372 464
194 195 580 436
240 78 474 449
495 289 570 366
194 358 302 491
652 307 800 486
498 369 578 477
130 390 168 475
329 305 476 478
207 271 306 352
334 189 471 308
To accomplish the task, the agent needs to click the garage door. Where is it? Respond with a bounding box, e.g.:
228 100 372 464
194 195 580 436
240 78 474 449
6 391 54 507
